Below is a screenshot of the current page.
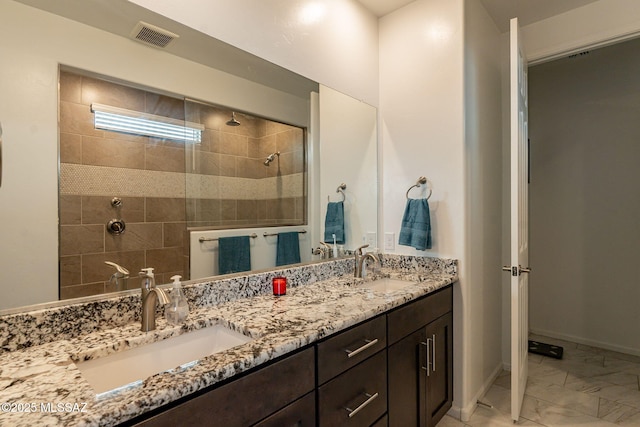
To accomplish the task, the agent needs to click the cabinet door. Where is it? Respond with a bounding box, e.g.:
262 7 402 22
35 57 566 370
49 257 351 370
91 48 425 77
424 312 453 427
387 328 426 427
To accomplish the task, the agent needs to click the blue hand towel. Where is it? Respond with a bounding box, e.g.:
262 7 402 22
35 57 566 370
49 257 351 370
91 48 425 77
276 232 301 267
324 201 345 244
218 236 251 275
398 198 432 250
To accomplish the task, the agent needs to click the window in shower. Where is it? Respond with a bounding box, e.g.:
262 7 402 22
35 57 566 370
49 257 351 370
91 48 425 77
91 103 204 143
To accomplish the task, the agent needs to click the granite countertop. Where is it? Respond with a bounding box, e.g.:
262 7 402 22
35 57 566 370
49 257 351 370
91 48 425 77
0 261 456 426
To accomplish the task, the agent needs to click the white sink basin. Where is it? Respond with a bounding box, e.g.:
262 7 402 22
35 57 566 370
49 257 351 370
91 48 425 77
362 278 416 293
76 324 253 395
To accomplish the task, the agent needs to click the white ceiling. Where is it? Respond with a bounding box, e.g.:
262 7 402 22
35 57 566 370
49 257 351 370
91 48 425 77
357 0 601 32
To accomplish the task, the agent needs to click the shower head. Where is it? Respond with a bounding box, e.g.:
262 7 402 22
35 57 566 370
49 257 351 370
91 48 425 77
226 112 240 127
263 151 280 166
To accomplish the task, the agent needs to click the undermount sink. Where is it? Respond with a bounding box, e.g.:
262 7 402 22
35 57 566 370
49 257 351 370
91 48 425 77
362 278 416 293
76 324 253 395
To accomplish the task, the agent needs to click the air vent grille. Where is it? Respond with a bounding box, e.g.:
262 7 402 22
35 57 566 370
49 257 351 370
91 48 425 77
131 21 179 48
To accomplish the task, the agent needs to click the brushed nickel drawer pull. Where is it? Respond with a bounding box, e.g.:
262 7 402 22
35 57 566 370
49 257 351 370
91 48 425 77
421 338 434 376
344 338 379 358
345 392 379 418
420 341 428 371
431 334 436 372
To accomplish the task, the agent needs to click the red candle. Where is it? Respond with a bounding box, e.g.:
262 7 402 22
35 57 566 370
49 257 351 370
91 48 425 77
272 276 287 296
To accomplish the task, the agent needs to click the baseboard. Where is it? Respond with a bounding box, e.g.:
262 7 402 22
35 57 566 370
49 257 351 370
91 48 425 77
530 328 640 357
447 405 461 420
457 362 503 422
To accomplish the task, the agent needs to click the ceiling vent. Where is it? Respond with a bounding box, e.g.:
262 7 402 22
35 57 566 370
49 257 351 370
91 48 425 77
131 21 179 48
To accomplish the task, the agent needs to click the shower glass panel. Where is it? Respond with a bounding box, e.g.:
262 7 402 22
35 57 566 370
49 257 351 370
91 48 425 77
183 99 306 229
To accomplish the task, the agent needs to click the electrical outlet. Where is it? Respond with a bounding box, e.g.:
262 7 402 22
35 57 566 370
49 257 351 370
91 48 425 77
366 232 377 248
384 232 395 251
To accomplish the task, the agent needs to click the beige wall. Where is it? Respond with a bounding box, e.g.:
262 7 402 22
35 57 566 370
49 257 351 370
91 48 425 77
528 37 640 355
379 0 468 416
501 0 640 365
463 0 505 415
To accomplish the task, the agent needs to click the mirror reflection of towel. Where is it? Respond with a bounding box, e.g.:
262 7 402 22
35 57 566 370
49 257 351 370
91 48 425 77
324 201 345 244
218 236 251 274
398 198 432 250
276 232 301 267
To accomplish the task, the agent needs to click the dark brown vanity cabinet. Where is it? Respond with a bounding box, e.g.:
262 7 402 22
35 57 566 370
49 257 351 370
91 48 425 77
131 347 316 427
387 286 453 427
129 284 454 427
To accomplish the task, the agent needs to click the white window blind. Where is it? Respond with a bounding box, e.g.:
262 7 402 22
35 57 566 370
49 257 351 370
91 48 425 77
91 103 203 143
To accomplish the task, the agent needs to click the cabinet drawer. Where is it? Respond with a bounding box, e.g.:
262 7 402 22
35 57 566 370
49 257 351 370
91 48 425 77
134 347 315 427
387 285 452 345
317 315 386 384
318 350 387 427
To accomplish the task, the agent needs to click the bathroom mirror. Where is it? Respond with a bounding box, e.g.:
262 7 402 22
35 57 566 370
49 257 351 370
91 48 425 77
0 0 377 311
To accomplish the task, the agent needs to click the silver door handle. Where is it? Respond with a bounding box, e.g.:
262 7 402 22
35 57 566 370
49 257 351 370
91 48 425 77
345 392 379 418
420 341 428 372
503 265 531 276
421 339 432 376
344 338 378 358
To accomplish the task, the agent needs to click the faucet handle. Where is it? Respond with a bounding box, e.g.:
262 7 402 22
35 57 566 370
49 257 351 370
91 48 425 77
105 261 129 277
356 244 370 255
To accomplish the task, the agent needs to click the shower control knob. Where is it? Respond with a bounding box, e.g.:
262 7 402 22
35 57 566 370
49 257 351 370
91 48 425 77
107 219 126 235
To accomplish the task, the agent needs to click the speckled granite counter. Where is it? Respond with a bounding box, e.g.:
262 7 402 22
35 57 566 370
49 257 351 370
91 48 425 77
0 255 457 426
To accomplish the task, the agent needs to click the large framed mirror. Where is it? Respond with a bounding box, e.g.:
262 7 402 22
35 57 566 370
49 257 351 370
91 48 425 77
0 0 377 312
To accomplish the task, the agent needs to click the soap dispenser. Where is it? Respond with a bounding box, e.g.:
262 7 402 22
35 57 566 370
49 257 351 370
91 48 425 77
165 275 189 325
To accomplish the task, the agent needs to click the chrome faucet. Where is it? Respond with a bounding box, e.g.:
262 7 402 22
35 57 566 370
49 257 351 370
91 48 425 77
354 244 380 278
139 268 170 332
105 261 129 291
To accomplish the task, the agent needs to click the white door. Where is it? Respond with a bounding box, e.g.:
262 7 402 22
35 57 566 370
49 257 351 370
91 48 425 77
508 17 530 423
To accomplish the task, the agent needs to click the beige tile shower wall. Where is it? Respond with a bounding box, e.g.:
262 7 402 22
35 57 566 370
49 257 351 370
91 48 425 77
184 173 304 200
60 167 304 200
59 71 189 300
185 102 306 226
59 71 306 299
59 164 186 198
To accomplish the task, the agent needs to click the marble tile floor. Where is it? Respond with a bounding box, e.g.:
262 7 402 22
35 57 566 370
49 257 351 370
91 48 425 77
437 334 640 427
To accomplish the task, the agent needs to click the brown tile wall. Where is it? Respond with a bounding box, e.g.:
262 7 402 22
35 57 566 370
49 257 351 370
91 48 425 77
59 71 306 300
184 101 306 227
59 71 189 300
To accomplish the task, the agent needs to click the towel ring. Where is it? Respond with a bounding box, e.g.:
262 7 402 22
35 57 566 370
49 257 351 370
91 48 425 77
328 183 347 202
406 176 432 200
